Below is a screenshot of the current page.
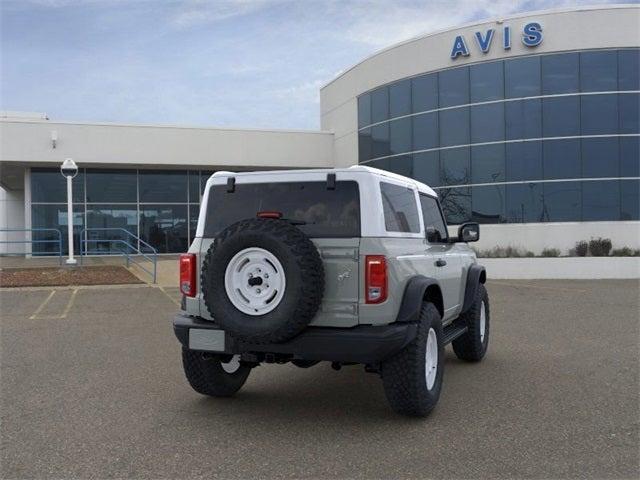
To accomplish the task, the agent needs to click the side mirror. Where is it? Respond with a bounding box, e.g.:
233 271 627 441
426 227 443 243
458 222 480 243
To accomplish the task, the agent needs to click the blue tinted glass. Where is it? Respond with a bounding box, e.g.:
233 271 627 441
31 168 85 203
581 94 618 135
140 205 188 253
86 205 138 254
542 53 579 94
358 94 371 128
620 136 640 177
506 141 543 181
371 123 390 158
200 171 214 195
439 187 471 224
188 171 200 203
31 204 84 255
621 179 640 220
582 181 620 221
543 182 581 222
390 79 411 118
619 49 640 91
505 56 541 98
139 170 187 203
440 147 470 185
543 139 581 179
359 128 372 162
412 112 439 150
472 185 505 224
505 99 542 140
580 51 617 92
86 169 136 203
471 144 505 184
386 155 413 177
582 137 619 178
413 152 440 187
439 67 469 107
439 108 469 147
189 204 199 244
543 97 580 137
470 103 504 143
412 73 438 112
389 117 412 155
370 87 389 123
506 183 543 223
619 93 639 134
470 61 504 102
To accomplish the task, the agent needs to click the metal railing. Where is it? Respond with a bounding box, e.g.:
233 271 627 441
0 228 63 264
79 228 158 283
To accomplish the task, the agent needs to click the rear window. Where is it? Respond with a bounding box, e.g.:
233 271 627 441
380 182 420 233
204 181 360 238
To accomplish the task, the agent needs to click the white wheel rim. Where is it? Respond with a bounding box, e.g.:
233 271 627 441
425 328 438 390
221 355 241 374
480 301 486 343
224 247 286 316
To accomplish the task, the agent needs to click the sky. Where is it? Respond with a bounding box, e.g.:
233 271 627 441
0 0 631 130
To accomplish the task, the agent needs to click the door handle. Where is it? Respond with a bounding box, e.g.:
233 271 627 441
435 259 447 267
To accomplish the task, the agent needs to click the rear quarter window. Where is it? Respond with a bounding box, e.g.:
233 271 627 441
204 181 360 238
380 182 420 233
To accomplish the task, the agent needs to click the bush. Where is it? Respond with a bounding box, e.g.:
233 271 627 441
540 248 561 257
476 246 534 258
610 247 640 257
589 237 612 257
574 241 589 257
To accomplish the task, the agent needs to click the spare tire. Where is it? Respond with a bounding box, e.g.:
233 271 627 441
201 218 324 344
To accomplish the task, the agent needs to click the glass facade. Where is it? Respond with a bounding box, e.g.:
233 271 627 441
357 48 640 224
31 168 210 254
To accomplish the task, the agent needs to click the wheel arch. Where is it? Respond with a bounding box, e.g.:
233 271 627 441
461 264 486 314
395 275 444 323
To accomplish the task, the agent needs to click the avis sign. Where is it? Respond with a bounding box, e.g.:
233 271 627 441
450 22 543 59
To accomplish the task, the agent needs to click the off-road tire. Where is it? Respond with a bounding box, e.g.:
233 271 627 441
182 348 251 397
201 218 324 344
381 302 444 417
452 283 490 362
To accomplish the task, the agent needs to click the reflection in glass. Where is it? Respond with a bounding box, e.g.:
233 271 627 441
542 182 581 222
139 170 188 203
440 148 470 186
140 205 188 253
86 169 136 203
413 152 440 187
543 139 581 180
471 144 505 184
412 112 438 151
86 205 138 254
470 103 504 143
31 168 85 203
583 181 620 221
439 108 469 147
472 185 505 223
439 187 471 225
506 142 543 182
582 137 619 178
506 183 543 223
389 117 412 155
386 155 413 177
31 204 85 255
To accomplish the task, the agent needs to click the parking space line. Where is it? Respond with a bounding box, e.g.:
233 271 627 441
159 286 181 307
489 280 587 292
29 290 56 319
59 288 79 318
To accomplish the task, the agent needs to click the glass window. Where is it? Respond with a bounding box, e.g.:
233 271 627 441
542 52 579 94
543 182 581 222
86 169 136 203
412 73 438 113
389 117 412 155
440 147 470 186
412 112 438 151
439 187 471 224
582 181 620 221
204 182 361 238
380 182 420 233
470 103 504 143
505 56 541 98
31 204 84 255
139 170 187 203
359 128 373 162
580 51 617 92
439 108 469 147
370 87 389 123
367 158 391 171
621 180 640 220
618 49 640 91
200 171 214 195
582 137 619 178
189 204 200 242
542 96 580 137
543 139 581 180
506 183 543 223
472 185 505 224
419 194 448 241
470 61 504 102
386 155 413 177
619 93 639 134
140 205 188 253
471 144 505 184
358 94 371 128
581 94 619 135
390 79 411 118
86 205 138 254
620 136 640 177
505 99 542 140
413 152 440 187
188 171 200 203
371 123 390 158
31 168 84 203
439 67 469 108
506 141 543 182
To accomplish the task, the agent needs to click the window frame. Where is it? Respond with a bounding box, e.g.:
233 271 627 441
419 193 449 243
379 181 422 235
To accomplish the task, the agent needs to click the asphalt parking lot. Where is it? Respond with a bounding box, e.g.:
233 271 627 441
1 280 638 479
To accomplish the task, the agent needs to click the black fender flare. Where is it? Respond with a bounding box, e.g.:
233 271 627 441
395 275 444 323
461 264 486 314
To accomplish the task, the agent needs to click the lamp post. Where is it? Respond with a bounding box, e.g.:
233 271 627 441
60 158 78 265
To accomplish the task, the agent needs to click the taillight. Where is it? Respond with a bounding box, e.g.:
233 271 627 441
365 255 387 304
179 253 196 297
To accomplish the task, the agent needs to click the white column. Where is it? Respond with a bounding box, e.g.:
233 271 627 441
66 175 76 265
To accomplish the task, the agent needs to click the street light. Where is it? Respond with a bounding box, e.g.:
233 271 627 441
60 158 78 265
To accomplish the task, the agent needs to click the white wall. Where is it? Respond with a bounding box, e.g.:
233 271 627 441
0 186 26 254
481 257 640 279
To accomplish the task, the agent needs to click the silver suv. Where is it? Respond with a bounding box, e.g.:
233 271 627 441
173 166 488 416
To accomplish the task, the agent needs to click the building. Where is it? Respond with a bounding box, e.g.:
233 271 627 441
1 5 638 256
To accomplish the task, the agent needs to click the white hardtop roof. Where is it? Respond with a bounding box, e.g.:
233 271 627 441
209 165 438 197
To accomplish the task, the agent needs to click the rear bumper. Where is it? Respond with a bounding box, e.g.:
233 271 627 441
173 313 417 365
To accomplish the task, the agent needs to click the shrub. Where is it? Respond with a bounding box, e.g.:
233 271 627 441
476 246 535 258
610 247 640 257
589 237 612 257
574 241 589 257
540 248 561 257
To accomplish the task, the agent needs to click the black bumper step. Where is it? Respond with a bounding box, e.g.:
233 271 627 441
442 322 468 345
